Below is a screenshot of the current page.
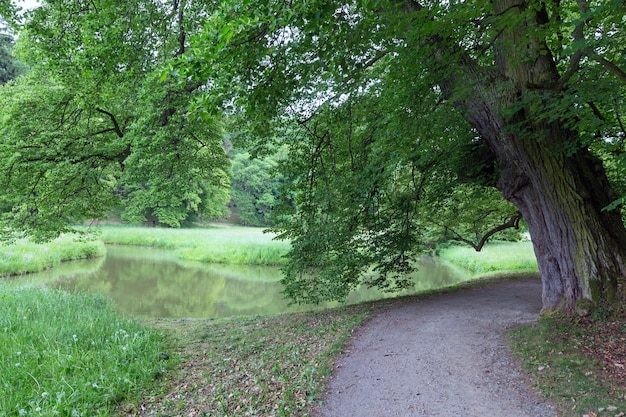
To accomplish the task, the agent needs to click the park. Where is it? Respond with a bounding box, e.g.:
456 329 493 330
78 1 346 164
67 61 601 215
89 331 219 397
0 0 625 415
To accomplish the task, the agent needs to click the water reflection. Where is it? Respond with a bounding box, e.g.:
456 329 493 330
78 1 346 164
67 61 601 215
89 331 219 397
11 245 471 319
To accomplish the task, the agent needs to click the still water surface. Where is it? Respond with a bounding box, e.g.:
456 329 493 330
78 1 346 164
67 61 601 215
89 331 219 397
15 245 472 319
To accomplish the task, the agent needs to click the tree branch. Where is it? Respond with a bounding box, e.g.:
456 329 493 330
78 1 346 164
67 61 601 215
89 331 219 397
174 0 186 56
95 107 124 138
439 211 522 252
591 55 626 83
555 0 591 89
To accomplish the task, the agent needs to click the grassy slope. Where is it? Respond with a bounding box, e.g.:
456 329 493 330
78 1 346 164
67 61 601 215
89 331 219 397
121 306 375 416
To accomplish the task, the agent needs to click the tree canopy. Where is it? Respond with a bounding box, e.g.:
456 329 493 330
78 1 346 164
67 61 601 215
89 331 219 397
2 0 626 312
0 0 229 240
172 0 626 309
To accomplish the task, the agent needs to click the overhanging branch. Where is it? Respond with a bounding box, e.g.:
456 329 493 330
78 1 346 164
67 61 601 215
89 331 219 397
438 211 523 252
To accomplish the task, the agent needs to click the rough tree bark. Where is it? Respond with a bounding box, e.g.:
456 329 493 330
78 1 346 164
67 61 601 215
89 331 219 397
455 0 626 312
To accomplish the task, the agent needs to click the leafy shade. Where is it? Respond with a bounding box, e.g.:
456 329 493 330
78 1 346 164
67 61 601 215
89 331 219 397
173 0 626 310
0 0 229 240
0 31 24 84
269 97 520 302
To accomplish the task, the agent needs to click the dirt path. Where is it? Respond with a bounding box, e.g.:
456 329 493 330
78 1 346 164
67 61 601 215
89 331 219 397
313 278 557 417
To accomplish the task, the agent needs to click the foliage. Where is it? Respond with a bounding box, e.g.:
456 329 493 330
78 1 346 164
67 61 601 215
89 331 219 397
0 286 169 416
3 0 626 308
229 149 286 226
0 0 229 241
118 76 231 227
157 0 626 306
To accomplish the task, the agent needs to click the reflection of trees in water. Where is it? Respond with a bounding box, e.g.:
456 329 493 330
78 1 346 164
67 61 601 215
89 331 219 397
62 257 226 318
49 248 470 319
215 277 321 317
345 258 469 304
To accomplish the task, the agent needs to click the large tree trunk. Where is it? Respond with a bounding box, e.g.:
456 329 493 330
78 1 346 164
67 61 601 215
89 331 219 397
497 124 626 311
457 0 626 312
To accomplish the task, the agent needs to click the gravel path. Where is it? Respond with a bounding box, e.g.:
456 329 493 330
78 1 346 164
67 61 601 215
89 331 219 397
313 278 557 417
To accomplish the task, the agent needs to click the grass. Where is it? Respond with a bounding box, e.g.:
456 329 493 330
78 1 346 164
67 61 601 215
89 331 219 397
4 229 624 416
0 235 105 277
509 314 626 417
119 305 377 416
438 240 538 275
0 286 170 417
96 225 290 266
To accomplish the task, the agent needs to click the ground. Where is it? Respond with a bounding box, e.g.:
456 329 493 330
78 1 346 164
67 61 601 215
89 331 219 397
123 276 626 417
313 278 556 416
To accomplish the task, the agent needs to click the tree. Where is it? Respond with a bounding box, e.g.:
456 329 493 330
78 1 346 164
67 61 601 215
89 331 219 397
171 0 626 312
0 30 24 84
0 0 229 238
230 149 286 226
2 0 625 313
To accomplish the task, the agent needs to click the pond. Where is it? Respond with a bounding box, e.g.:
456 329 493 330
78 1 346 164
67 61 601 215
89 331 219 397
10 245 472 319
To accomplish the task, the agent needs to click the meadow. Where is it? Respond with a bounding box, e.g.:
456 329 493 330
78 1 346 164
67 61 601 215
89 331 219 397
438 240 538 275
96 225 290 265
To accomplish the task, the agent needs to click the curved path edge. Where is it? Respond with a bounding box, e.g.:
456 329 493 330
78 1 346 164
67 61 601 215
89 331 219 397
313 278 556 417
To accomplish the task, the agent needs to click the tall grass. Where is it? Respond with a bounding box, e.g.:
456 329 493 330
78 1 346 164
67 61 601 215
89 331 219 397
0 286 169 416
97 225 290 265
0 236 105 276
438 240 538 275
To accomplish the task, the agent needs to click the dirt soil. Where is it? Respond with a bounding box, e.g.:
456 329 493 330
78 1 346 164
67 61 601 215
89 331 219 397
313 277 557 417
